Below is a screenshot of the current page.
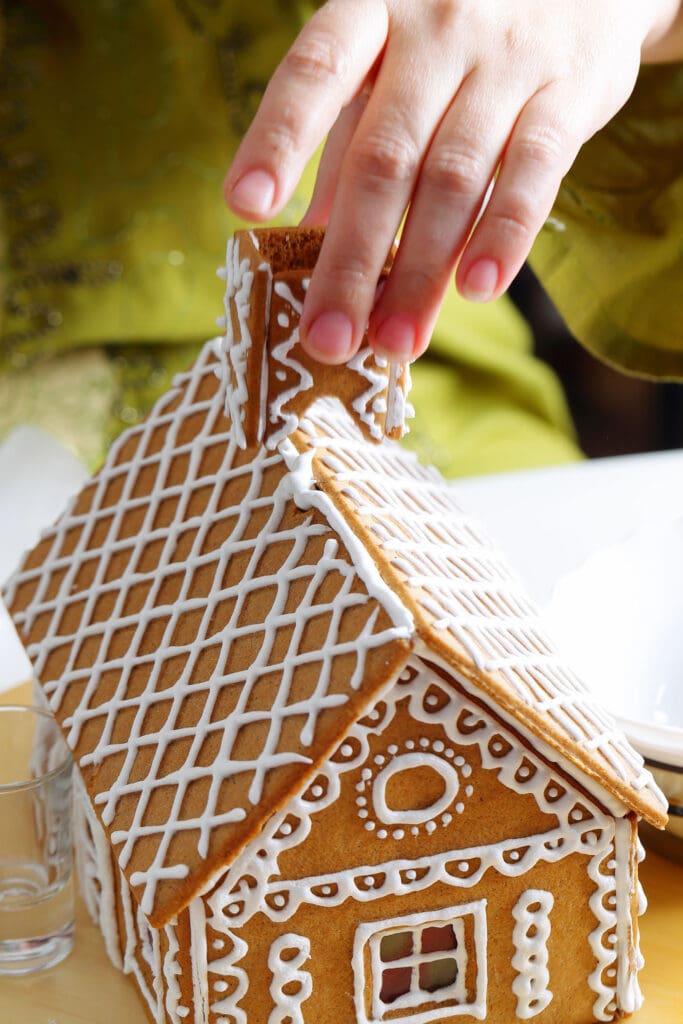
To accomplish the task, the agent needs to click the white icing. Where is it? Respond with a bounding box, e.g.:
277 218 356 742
511 889 553 1018
348 348 389 441
370 751 460 827
221 236 254 448
163 922 189 1024
279 438 413 653
353 900 487 1023
207 926 249 1024
267 933 312 1024
119 873 158 1018
587 842 620 1020
267 281 314 448
614 817 642 1014
189 898 210 1024
385 360 413 436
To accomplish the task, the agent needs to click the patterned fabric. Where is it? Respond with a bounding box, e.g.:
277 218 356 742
0 0 579 475
531 62 683 378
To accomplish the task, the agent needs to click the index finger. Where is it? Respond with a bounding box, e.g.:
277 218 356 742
225 0 388 219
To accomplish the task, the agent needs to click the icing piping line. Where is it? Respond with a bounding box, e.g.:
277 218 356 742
279 437 414 637
614 817 642 1015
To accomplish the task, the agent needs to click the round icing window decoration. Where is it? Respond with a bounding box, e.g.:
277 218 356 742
372 752 460 826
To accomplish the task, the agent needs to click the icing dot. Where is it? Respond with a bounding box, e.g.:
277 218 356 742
377 829 388 840
432 740 444 753
364 876 375 887
358 809 369 819
606 968 617 979
508 850 521 861
458 862 469 872
355 782 365 793
441 813 452 826
374 755 385 766
491 740 505 754
275 370 287 382
302 277 310 289
341 744 354 757
455 802 465 814
277 312 289 328
279 822 293 836
426 695 439 707
405 741 415 751
570 809 584 821
178 1011 190 1020
425 821 437 834
518 766 531 779
410 826 419 836
608 933 617 945
607 858 617 870
393 829 405 840
356 796 367 807
419 737 430 748
447 750 456 760
547 787 560 799
273 894 286 908
361 769 372 781
228 904 240 916
321 885 332 896
214 980 229 993
310 785 324 798
388 744 398 755
461 764 472 778
465 785 474 797
364 821 376 832
212 939 225 951
405 870 417 881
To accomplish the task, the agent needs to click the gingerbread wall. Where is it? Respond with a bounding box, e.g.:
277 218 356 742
202 659 624 1024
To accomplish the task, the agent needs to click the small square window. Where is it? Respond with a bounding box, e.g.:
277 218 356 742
421 924 457 954
354 901 487 1024
380 931 413 962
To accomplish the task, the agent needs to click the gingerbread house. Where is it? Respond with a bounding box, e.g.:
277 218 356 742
3 228 667 1024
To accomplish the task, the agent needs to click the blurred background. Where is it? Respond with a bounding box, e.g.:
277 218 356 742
511 266 683 458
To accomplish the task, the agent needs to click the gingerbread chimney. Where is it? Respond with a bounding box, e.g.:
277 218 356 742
218 227 412 449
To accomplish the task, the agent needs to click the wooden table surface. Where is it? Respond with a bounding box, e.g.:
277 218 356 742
1 683 681 1024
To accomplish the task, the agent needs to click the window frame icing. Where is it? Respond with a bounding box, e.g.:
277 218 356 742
353 900 488 1024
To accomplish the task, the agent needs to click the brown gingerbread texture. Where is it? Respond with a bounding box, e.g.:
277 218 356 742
3 226 667 1024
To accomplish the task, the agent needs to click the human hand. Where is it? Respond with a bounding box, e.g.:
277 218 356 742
225 0 681 364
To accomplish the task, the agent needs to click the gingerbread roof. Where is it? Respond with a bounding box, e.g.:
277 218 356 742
3 228 667 931
292 402 667 829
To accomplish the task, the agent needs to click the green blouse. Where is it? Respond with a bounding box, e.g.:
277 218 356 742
0 0 679 473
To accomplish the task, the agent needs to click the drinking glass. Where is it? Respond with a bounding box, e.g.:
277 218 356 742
0 704 74 975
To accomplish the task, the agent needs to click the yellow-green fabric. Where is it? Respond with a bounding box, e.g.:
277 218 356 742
530 62 683 380
4 0 655 475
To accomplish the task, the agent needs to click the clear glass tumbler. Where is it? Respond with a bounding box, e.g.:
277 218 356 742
0 704 74 975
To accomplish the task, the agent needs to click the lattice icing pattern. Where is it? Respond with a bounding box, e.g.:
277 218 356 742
4 343 410 925
295 401 667 824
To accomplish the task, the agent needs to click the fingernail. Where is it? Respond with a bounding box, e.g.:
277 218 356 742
228 169 276 216
462 258 499 302
304 312 355 363
373 314 416 362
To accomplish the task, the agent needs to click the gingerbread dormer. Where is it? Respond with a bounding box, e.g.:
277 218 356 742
218 227 413 449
